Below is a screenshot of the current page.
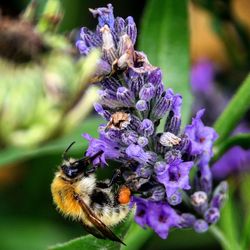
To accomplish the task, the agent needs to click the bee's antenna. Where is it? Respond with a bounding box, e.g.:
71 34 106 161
63 141 76 160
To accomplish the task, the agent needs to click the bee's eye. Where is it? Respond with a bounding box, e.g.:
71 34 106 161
61 164 81 178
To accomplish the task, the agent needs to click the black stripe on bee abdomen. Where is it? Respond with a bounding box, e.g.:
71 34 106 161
90 190 112 207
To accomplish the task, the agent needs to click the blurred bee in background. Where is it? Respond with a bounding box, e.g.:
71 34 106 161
51 142 131 244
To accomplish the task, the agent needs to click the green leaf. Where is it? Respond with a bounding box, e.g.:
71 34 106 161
241 210 250 250
212 133 250 163
214 74 250 146
216 188 241 250
121 222 153 250
138 0 192 126
49 213 133 250
0 117 101 167
209 226 231 250
239 174 250 249
0 217 69 250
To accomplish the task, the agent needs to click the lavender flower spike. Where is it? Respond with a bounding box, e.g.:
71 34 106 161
78 4 227 240
76 4 154 83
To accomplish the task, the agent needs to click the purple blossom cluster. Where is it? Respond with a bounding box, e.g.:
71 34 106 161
77 4 227 239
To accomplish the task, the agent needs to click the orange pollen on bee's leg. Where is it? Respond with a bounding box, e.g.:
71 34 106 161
118 186 131 204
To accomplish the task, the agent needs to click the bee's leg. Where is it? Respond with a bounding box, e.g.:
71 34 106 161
96 169 122 188
85 168 96 175
107 169 122 187
85 161 102 175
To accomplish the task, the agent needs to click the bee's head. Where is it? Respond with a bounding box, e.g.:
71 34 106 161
60 142 103 179
61 159 84 179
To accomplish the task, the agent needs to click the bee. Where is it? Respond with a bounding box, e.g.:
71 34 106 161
51 142 131 244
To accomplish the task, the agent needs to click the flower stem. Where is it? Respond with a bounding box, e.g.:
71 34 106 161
209 226 232 250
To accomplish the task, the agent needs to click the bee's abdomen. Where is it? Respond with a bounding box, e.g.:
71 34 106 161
90 189 129 227
90 190 112 206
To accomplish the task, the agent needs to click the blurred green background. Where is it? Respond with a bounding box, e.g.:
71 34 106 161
1 0 250 249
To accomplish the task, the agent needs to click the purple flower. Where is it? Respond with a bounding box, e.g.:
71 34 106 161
125 144 149 164
185 109 218 165
147 202 181 239
212 146 250 180
155 158 193 199
77 5 225 239
76 4 154 82
83 133 120 166
89 4 115 29
133 197 148 228
133 197 181 239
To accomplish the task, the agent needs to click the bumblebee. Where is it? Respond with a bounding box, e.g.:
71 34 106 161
51 142 131 244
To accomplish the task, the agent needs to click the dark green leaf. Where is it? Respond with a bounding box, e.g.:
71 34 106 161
0 117 101 167
0 217 69 250
138 0 192 126
214 74 250 146
49 213 133 250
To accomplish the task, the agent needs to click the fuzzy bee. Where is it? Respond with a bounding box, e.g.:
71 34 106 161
51 142 131 244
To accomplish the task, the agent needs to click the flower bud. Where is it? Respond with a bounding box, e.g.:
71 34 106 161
139 83 155 101
193 219 208 233
136 100 148 111
116 87 134 106
167 191 182 206
140 119 154 137
147 68 162 86
151 93 172 120
100 25 117 64
191 191 208 207
115 17 125 34
204 207 220 224
160 132 181 147
125 16 137 45
121 131 138 145
181 213 196 227
137 136 149 147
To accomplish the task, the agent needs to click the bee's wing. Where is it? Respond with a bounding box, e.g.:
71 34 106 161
74 193 125 245
82 223 109 239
